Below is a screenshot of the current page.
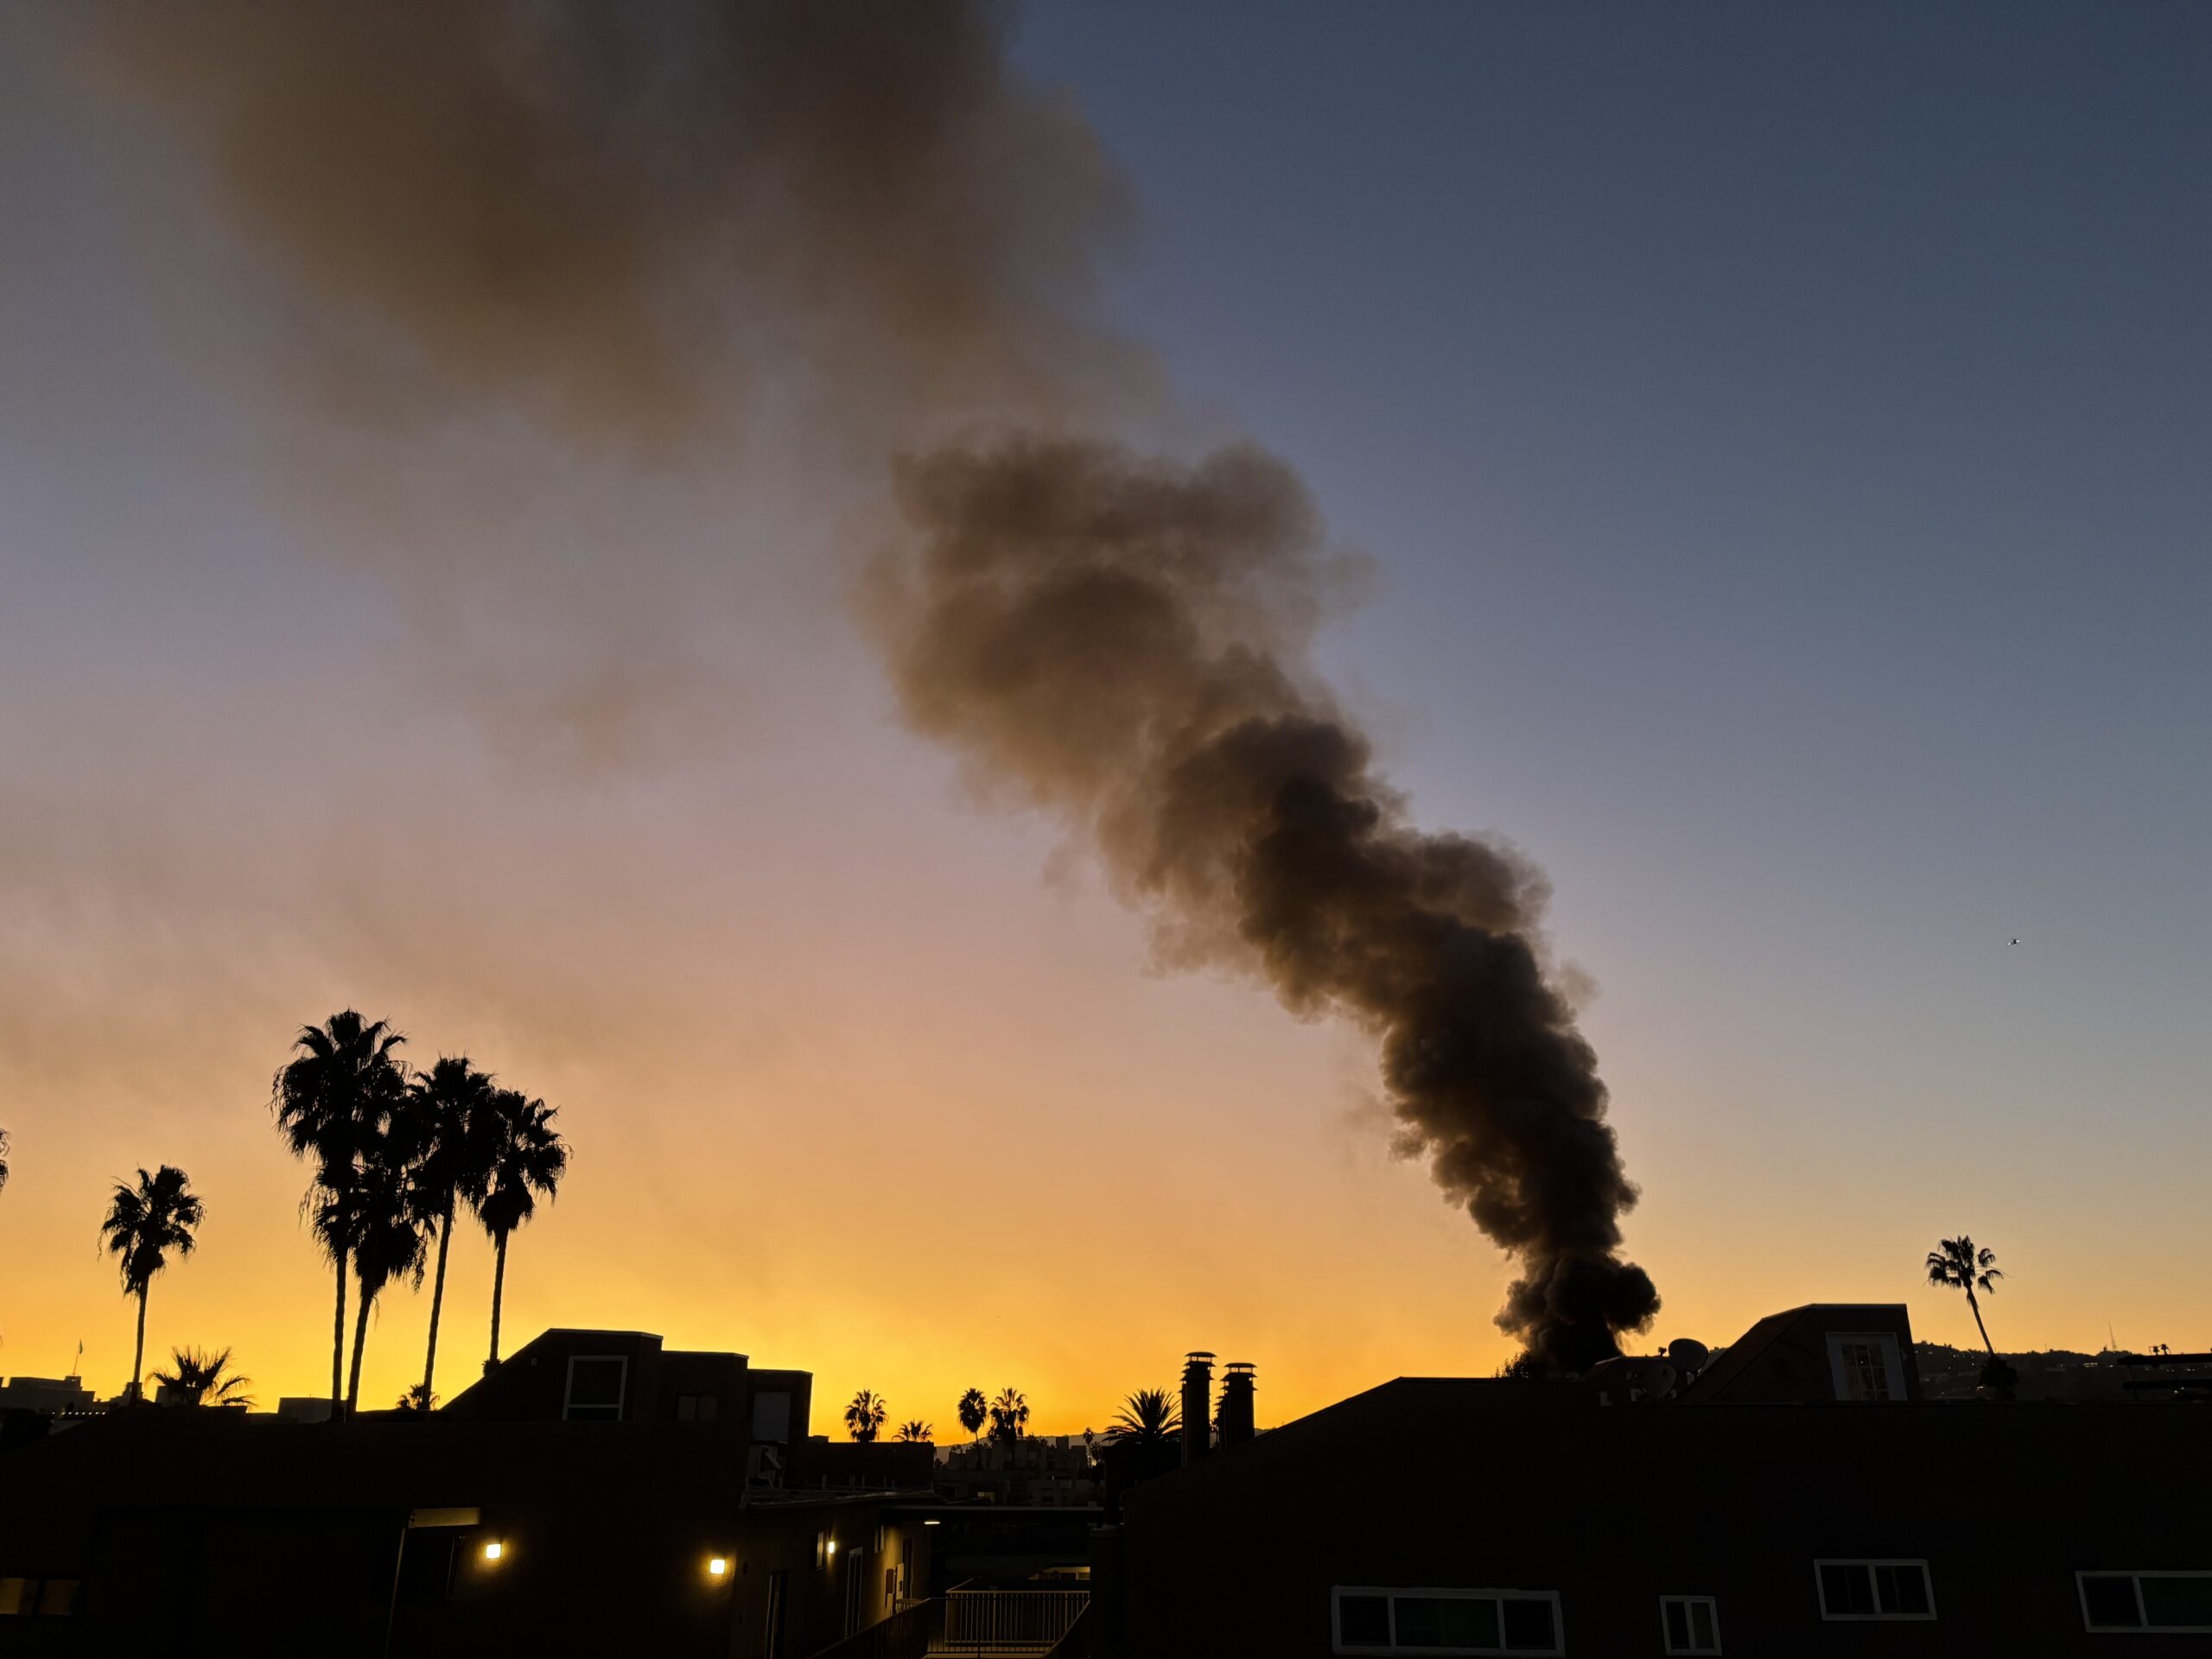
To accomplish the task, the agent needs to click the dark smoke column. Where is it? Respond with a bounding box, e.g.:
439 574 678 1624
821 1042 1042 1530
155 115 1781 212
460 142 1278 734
874 435 1658 1371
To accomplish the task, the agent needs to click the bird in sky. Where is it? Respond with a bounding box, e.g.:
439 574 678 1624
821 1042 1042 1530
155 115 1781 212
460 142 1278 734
2008 938 2020 946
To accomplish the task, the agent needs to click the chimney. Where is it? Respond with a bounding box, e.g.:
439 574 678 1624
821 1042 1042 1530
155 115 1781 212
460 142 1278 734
1217 1362 1256 1448
1179 1353 1214 1466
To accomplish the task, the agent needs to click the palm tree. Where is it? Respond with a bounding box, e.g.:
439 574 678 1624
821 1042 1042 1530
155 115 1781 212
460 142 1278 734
0 1126 10 1195
396 1383 438 1413
957 1387 988 1444
1926 1235 2005 1355
149 1345 253 1408
896 1420 933 1443
407 1057 497 1409
1103 1387 1181 1449
344 1120 430 1412
99 1166 203 1402
273 1011 407 1411
475 1088 568 1369
988 1385 1029 1445
845 1389 887 1442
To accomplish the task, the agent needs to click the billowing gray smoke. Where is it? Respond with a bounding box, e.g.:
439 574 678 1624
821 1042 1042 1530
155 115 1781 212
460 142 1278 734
71 0 1656 1367
874 439 1656 1370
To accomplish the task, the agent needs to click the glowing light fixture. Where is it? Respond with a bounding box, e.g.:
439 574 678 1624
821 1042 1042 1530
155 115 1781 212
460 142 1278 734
826 1539 838 1557
708 1556 729 1578
923 1520 941 1527
481 1541 505 1563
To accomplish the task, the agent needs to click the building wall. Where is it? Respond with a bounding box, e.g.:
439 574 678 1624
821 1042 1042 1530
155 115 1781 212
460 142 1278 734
1116 1382 2212 1656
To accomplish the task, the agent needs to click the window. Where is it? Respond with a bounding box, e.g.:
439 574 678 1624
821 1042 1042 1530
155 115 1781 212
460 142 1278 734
2080 1572 2212 1632
563 1355 626 1421
675 1392 718 1421
1815 1560 1934 1620
1660 1595 1719 1654
1332 1586 1563 1656
751 1389 792 1442
0 1578 78 1617
1823 1332 1905 1402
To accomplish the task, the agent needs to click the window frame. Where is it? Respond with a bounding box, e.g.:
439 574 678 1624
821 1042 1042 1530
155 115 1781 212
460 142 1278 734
1813 1558 1936 1621
1331 1585 1566 1656
561 1353 628 1421
1823 1332 1906 1402
1658 1592 1721 1654
2078 1570 2212 1633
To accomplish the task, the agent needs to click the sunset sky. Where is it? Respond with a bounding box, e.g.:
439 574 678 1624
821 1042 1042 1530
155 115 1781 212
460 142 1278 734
2 3 2206 1431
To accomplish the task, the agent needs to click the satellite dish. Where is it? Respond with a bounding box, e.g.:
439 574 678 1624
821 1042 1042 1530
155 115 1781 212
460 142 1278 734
1668 1338 1711 1374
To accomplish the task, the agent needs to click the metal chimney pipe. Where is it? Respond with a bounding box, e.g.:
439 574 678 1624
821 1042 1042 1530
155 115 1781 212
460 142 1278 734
1179 1353 1215 1466
1218 1363 1256 1448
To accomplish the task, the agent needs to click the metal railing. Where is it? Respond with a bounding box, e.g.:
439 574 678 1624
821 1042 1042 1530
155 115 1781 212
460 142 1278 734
939 1589 1090 1654
804 1598 937 1659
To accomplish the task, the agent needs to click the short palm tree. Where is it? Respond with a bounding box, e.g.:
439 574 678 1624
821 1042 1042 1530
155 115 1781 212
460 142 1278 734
396 1382 438 1413
1104 1387 1181 1449
0 1126 10 1194
406 1057 498 1408
896 1420 933 1443
845 1389 888 1441
475 1088 568 1369
1926 1235 2004 1354
149 1345 253 1408
957 1387 988 1444
99 1166 203 1402
988 1385 1029 1445
273 1011 407 1411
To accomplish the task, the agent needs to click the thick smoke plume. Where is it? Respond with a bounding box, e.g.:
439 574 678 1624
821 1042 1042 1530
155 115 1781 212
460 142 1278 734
70 0 1657 1366
874 438 1657 1370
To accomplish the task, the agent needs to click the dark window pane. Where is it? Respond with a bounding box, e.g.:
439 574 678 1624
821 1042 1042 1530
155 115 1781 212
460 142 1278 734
34 1580 76 1617
2143 1576 2212 1629
567 1357 625 1409
2082 1575 2142 1628
1502 1596 1555 1649
1664 1600 1690 1645
1876 1563 1929 1615
1821 1563 1875 1616
1690 1600 1715 1647
1336 1594 1389 1646
1394 1595 1498 1649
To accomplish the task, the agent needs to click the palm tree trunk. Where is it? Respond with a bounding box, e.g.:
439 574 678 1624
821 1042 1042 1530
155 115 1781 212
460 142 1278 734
422 1205 454 1403
488 1230 509 1367
347 1281 373 1412
331 1249 348 1413
1967 1288 1995 1356
131 1285 148 1403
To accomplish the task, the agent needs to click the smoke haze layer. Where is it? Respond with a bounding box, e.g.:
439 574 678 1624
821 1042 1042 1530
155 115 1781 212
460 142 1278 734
82 0 1140 445
875 438 1657 1369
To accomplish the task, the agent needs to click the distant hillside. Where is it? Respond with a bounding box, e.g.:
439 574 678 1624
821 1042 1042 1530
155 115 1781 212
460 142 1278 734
1914 1341 2131 1402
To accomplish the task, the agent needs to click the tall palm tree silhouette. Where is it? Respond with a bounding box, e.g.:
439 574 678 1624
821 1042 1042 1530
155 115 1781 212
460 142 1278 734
1926 1235 2005 1354
896 1420 933 1443
408 1057 498 1408
149 1345 253 1408
99 1166 202 1403
1103 1387 1181 1449
344 1116 430 1412
273 1011 407 1412
989 1386 1029 1445
845 1389 887 1442
957 1387 988 1445
475 1088 568 1369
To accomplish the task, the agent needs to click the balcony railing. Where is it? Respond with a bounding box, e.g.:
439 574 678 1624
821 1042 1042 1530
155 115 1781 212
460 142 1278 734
938 1589 1090 1655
